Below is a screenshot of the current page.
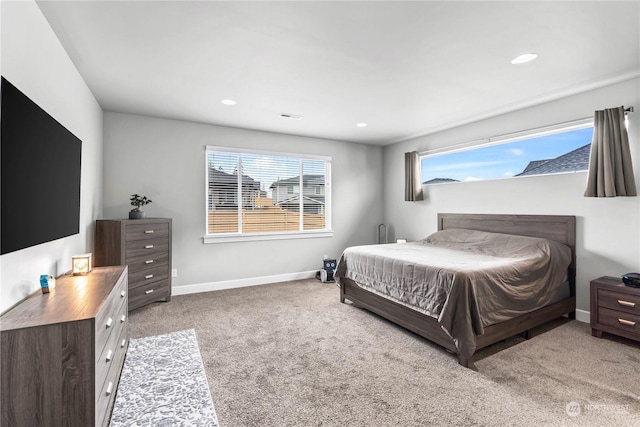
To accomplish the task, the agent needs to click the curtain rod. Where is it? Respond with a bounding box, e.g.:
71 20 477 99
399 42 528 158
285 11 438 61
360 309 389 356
626 106 634 113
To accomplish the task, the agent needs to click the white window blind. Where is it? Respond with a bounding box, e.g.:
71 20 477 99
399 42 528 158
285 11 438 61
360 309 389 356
205 146 332 242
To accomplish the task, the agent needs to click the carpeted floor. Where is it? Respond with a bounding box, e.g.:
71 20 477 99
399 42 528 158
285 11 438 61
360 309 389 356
128 279 640 426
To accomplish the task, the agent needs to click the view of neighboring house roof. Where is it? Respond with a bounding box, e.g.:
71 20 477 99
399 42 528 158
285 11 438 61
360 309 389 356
517 159 551 175
516 143 591 176
423 178 461 185
275 195 325 206
270 175 325 188
208 167 260 188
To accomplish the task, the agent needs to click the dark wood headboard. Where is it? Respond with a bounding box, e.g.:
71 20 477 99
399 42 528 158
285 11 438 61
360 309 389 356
437 213 577 272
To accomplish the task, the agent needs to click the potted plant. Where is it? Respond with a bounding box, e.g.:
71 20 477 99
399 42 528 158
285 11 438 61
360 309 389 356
129 194 152 219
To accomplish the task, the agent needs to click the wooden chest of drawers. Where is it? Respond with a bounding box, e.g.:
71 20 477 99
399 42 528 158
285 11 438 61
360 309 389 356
1 266 129 427
590 276 640 343
95 218 172 311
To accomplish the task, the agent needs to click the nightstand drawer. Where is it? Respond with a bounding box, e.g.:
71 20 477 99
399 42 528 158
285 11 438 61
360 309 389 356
591 276 640 344
597 307 640 333
125 222 169 241
597 289 640 315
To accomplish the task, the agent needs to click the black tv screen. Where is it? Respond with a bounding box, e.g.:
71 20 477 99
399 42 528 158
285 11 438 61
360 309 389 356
1 77 82 255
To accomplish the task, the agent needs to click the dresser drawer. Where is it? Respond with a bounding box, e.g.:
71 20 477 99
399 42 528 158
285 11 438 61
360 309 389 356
96 297 127 369
96 218 171 312
597 307 640 334
129 279 170 311
125 222 169 241
126 251 170 273
597 288 640 315
95 274 128 355
125 237 169 260
0 267 128 427
96 325 128 427
128 263 169 286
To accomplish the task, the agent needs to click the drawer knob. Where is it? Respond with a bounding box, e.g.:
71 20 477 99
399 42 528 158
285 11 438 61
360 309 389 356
618 319 636 327
145 274 154 279
120 290 126 298
121 339 127 348
145 260 155 264
144 230 155 234
618 300 636 308
121 314 126 323
145 245 154 249
106 382 114 396
106 318 113 328
106 349 113 362
145 289 154 295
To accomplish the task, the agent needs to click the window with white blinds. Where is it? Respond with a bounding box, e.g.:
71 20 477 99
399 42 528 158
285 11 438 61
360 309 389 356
204 146 332 242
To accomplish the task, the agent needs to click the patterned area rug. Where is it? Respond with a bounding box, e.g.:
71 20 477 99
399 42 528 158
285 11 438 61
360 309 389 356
110 329 219 427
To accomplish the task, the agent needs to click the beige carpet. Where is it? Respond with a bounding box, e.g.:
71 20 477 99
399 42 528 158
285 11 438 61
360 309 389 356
128 279 640 426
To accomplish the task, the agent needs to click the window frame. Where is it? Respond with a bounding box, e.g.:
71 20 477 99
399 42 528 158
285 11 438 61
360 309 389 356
203 145 333 244
420 118 594 185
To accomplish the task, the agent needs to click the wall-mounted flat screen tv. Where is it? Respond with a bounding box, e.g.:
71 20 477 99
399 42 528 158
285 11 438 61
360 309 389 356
1 76 82 255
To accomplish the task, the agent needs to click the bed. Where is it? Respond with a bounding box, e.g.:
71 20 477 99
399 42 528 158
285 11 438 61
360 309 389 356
336 213 576 368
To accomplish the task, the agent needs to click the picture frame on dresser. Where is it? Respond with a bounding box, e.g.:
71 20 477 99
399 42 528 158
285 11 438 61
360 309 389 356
95 218 172 311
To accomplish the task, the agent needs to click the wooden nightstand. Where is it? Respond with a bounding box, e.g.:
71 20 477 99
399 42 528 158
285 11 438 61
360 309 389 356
590 276 640 343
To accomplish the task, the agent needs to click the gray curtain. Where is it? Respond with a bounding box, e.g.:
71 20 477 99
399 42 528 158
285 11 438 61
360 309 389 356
404 151 424 201
584 106 637 197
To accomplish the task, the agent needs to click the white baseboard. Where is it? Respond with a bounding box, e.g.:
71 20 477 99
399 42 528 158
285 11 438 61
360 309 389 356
172 270 318 296
575 308 589 323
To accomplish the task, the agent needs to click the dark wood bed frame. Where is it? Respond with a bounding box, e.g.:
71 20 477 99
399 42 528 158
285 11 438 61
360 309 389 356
339 213 576 368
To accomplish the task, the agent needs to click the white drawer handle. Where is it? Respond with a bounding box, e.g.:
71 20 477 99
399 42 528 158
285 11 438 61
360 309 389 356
145 289 154 295
145 274 154 279
121 314 126 323
618 319 636 326
145 245 154 249
618 300 636 308
106 350 113 362
120 290 126 298
144 230 154 234
121 339 127 348
106 382 113 396
106 318 113 328
145 260 154 264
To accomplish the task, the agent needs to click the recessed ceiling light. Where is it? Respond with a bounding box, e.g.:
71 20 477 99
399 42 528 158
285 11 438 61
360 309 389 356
511 53 538 65
221 99 237 105
356 123 368 127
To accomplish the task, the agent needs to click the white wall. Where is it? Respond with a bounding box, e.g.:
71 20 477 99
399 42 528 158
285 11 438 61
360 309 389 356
103 112 383 291
383 78 640 314
0 1 104 313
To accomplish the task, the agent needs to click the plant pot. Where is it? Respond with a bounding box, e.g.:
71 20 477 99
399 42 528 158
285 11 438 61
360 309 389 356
129 210 146 220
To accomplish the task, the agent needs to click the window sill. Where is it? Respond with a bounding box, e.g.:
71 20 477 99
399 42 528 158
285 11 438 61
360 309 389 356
203 230 334 244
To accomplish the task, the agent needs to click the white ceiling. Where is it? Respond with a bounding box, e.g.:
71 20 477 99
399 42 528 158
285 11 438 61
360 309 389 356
36 1 640 146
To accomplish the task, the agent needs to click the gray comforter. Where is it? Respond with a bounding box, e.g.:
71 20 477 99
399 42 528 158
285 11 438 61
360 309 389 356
334 228 572 360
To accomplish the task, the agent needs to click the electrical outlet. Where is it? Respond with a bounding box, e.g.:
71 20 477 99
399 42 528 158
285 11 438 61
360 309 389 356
172 269 178 278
